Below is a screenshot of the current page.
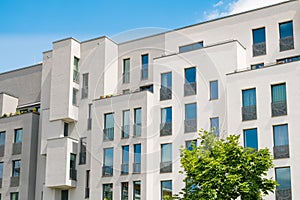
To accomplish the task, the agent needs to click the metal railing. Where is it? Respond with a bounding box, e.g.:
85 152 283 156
121 163 129 175
184 119 197 133
252 42 266 57
184 82 197 96
274 145 289 159
70 168 77 180
102 166 113 176
280 36 294 51
103 127 114 141
276 188 292 200
123 72 130 83
133 163 141 174
160 122 172 136
160 86 172 101
242 105 257 121
73 70 80 83
122 125 130 139
160 161 172 173
133 124 141 137
272 101 287 117
141 67 148 80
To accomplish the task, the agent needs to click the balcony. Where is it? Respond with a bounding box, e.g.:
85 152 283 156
73 70 80 83
160 122 172 136
102 166 113 177
184 82 197 96
87 118 92 130
280 36 294 51
10 176 20 187
81 87 88 99
79 151 86 164
0 145 4 157
70 169 77 180
184 119 197 133
274 145 289 159
103 128 114 141
252 42 266 57
121 163 129 175
133 163 141 174
272 101 287 117
160 161 172 173
141 67 148 80
160 86 172 101
85 187 90 198
123 72 130 83
242 105 257 121
12 142 22 155
122 125 130 139
133 123 141 137
276 188 291 200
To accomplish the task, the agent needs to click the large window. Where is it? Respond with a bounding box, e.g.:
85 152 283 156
134 144 141 173
179 41 203 53
141 54 149 80
79 137 87 164
243 128 258 149
275 167 291 197
271 83 287 117
61 190 68 200
123 58 130 83
161 180 172 200
161 143 172 173
104 113 114 141
184 67 196 96
73 57 79 83
82 73 89 99
133 181 141 200
103 183 113 200
122 110 130 138
242 88 257 121
184 103 197 133
14 129 22 143
12 160 21 177
161 107 172 136
70 154 77 180
121 146 129 175
0 131 5 146
210 80 218 100
103 148 114 176
273 124 289 159
134 108 142 137
279 21 294 51
252 27 266 56
210 117 219 136
121 182 129 200
160 72 172 100
10 193 19 200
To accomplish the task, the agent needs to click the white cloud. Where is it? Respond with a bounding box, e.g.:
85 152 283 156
203 10 227 20
213 1 224 8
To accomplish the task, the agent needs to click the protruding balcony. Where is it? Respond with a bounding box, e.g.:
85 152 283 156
133 124 141 137
242 105 257 121
160 122 172 136
272 101 287 117
184 119 197 133
184 82 197 96
133 163 141 174
121 163 129 175
12 142 22 155
160 161 172 173
274 145 289 159
280 36 294 51
160 86 172 101
122 125 130 139
276 188 292 200
102 166 113 177
103 128 114 141
252 42 266 57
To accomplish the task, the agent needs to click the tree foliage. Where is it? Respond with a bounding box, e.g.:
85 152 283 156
176 130 277 200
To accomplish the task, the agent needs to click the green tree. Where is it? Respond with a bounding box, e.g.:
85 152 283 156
176 130 277 200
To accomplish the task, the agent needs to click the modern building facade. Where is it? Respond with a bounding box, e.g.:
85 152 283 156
0 0 299 199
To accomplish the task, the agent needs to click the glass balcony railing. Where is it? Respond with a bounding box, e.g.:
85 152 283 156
252 42 266 57
103 127 114 141
272 101 287 117
133 163 141 174
280 36 294 51
184 82 197 96
184 119 197 133
102 166 113 177
160 122 172 136
242 105 257 121
160 86 172 101
273 145 289 159
160 161 172 173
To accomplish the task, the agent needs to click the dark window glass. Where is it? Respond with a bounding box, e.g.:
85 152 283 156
12 160 21 177
0 132 5 145
103 184 113 200
185 103 197 120
179 42 204 53
121 182 129 200
133 181 141 200
242 88 256 106
122 146 129 164
61 190 68 200
161 107 172 123
161 180 172 200
252 28 266 44
210 80 218 100
244 128 258 149
279 21 293 38
64 123 68 137
134 144 141 164
185 67 196 83
273 124 289 146
272 84 286 102
14 129 22 143
275 167 291 189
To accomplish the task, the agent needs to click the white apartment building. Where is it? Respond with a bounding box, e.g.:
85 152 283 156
0 1 299 200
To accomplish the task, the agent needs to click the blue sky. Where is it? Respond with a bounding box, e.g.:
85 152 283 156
0 0 286 72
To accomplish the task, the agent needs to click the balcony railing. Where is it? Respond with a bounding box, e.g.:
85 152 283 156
12 142 22 155
276 188 292 200
87 118 92 130
10 176 20 187
73 70 80 83
81 87 88 99
252 42 266 57
133 162 141 174
242 105 257 121
160 122 172 136
123 72 130 83
133 123 141 137
121 163 129 175
160 86 172 101
141 67 148 80
122 125 130 139
274 145 289 159
184 82 197 96
184 119 197 133
0 145 4 157
102 166 113 176
85 187 90 198
280 36 294 51
103 127 114 141
272 101 287 117
79 151 86 164
70 168 77 180
160 161 172 173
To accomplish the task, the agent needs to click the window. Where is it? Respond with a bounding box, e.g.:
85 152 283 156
134 108 142 137
273 124 289 159
160 107 172 136
0 132 5 146
179 41 203 53
133 181 141 200
210 117 219 136
121 182 129 200
141 54 149 80
161 180 172 200
123 58 130 83
186 140 197 151
14 129 22 143
252 27 266 56
160 72 172 100
64 122 68 137
73 57 79 83
85 170 90 198
79 137 87 164
251 63 264 70
210 80 218 100
88 103 92 130
123 89 130 94
72 88 78 106
275 167 291 190
103 148 113 176
10 193 18 200
0 162 3 179
133 144 141 173
243 128 258 149
12 160 21 177
271 83 287 117
184 67 196 96
161 143 172 173
277 55 300 64
82 73 89 99
242 88 257 121
61 190 68 200
103 184 113 200
122 110 130 138
104 113 114 141
140 84 153 93
279 21 294 51
121 146 129 174
184 103 197 133
70 154 77 180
